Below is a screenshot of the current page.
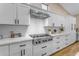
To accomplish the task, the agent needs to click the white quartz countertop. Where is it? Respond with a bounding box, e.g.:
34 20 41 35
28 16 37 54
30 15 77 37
0 32 75 46
0 36 33 46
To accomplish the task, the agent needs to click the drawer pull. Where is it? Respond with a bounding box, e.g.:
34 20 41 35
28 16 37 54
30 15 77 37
20 44 26 47
42 46 47 49
41 53 47 56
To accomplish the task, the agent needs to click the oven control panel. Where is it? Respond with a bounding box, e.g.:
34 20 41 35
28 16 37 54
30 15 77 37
32 36 53 45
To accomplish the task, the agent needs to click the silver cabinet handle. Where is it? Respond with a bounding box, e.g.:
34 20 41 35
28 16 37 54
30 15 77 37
21 49 25 56
15 19 17 24
24 49 25 56
20 44 26 47
18 20 19 24
15 19 19 24
41 53 47 56
42 46 47 49
21 50 22 56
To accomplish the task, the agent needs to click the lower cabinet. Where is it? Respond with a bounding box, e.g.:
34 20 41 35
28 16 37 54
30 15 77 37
0 33 76 56
33 41 53 56
33 33 76 56
52 36 65 53
0 45 9 56
64 33 76 47
70 32 76 43
10 41 32 56
52 33 76 54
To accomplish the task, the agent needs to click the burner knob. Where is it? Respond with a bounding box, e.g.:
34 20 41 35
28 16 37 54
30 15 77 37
39 41 41 43
45 40 47 42
36 42 38 44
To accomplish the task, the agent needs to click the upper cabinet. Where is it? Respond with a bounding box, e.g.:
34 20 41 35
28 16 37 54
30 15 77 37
0 3 16 24
0 3 30 25
16 4 30 25
65 15 76 32
48 14 66 26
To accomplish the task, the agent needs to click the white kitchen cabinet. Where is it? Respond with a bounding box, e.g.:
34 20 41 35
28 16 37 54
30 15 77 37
52 33 76 54
0 45 9 56
52 36 65 53
10 41 32 56
63 34 71 46
65 16 76 32
64 33 76 47
33 41 54 56
0 3 16 24
48 14 66 27
70 32 76 43
16 4 30 25
0 3 30 25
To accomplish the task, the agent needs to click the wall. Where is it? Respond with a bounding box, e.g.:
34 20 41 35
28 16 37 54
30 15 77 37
48 3 69 16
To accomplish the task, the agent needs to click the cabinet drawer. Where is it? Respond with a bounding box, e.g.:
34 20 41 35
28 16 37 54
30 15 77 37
53 36 64 42
53 41 64 51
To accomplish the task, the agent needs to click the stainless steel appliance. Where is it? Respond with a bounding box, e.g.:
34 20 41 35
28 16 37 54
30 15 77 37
29 34 53 45
30 9 50 19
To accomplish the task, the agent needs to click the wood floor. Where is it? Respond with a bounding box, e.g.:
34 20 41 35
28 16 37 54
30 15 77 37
52 41 79 56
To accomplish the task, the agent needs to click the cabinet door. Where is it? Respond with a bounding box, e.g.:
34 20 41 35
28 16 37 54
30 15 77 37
52 36 65 53
65 16 76 32
70 32 76 43
33 43 45 56
24 41 32 56
0 3 16 24
17 4 30 25
10 41 32 56
0 45 9 56
46 41 54 55
48 14 65 26
33 42 49 56
10 43 21 56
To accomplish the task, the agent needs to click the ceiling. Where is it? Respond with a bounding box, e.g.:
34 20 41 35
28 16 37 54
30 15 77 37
60 3 79 16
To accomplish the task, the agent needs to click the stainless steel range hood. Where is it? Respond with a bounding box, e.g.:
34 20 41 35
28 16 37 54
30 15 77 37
30 9 50 19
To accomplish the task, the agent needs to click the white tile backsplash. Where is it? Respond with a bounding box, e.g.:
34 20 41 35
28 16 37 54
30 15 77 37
25 17 46 35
